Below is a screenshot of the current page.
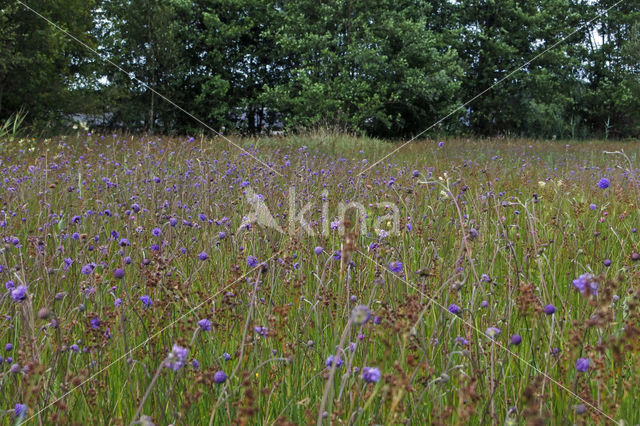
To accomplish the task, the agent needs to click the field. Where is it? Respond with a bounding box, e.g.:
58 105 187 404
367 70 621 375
1 133 640 425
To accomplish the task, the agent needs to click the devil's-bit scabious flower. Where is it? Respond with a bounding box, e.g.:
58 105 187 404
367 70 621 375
114 268 125 279
351 305 371 325
140 295 152 309
152 227 162 237
14 403 27 419
448 304 462 315
166 344 188 371
598 178 610 189
11 285 27 302
325 355 343 368
572 273 598 296
576 357 590 372
213 370 227 383
198 251 208 261
544 304 556 315
247 255 258 267
361 367 381 383
389 261 403 275
198 319 211 331
485 327 501 339
314 246 323 255
510 334 522 346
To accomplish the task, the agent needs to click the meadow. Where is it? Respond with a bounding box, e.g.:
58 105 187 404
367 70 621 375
1 133 640 425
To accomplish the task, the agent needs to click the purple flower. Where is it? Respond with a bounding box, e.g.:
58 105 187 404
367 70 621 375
166 344 188 371
448 304 462 315
351 305 371 325
114 268 125 279
198 251 209 261
325 355 343 368
603 259 611 267
361 366 381 383
81 264 93 275
213 370 227 383
198 319 211 331
480 300 488 308
5 280 15 290
222 352 231 361
576 357 590 372
544 304 556 315
5 343 13 351
572 273 598 296
218 231 226 240
597 178 610 189
247 255 258 267
389 261 403 275
14 403 27 419
90 317 101 329
139 295 152 309
11 285 27 302
455 336 469 346
589 203 597 210
254 326 267 336
114 298 122 307
152 227 162 237
119 238 130 247
510 334 522 346
485 327 501 339
314 246 324 255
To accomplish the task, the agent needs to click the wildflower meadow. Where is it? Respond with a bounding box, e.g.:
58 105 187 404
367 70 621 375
1 134 640 424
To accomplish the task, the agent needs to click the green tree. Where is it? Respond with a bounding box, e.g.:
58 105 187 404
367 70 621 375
261 0 463 137
0 0 97 126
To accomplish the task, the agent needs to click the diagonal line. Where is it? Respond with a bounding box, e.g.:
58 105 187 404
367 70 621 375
25 251 282 423
15 0 282 177
355 248 619 424
359 0 625 176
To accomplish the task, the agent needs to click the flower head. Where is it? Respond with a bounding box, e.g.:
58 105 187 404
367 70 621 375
544 304 556 315
197 318 211 331
572 273 598 296
597 178 610 189
448 304 462 315
214 370 227 383
10 285 28 302
351 305 371 325
140 295 152 309
325 355 343 368
198 251 209 261
166 344 188 371
361 366 381 383
14 403 27 419
485 327 501 339
510 334 522 346
576 357 590 373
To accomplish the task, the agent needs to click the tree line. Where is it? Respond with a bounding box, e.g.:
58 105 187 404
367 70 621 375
1 0 638 139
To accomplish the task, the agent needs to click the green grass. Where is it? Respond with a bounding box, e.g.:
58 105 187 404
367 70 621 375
1 133 639 424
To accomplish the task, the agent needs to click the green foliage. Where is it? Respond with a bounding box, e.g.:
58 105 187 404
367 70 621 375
1 0 640 138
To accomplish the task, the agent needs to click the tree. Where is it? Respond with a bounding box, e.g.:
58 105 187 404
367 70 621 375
0 0 97 126
261 0 464 137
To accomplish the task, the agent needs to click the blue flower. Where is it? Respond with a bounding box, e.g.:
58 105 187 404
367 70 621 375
448 304 462 315
10 285 27 302
14 403 27 419
247 255 258 267
214 370 227 383
198 319 211 331
325 355 343 368
166 344 188 371
140 295 152 309
576 357 590 372
597 178 610 189
389 261 403 275
361 366 381 383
